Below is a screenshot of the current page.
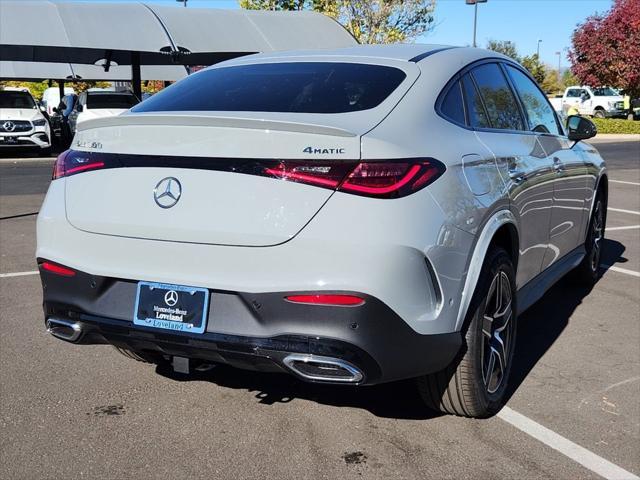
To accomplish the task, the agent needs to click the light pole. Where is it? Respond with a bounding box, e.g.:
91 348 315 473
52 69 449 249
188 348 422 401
555 51 561 74
536 39 542 57
466 0 488 48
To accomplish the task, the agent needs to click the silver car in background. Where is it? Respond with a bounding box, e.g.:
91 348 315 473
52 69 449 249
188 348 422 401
37 45 606 418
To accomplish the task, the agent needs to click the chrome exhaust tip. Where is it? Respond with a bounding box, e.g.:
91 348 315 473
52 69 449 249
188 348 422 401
46 318 82 342
283 353 363 383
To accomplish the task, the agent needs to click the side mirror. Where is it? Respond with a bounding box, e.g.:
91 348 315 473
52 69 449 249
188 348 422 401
76 104 83 112
567 115 597 142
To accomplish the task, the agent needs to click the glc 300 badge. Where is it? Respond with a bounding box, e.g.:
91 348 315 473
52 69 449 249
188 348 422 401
154 177 182 209
75 140 103 149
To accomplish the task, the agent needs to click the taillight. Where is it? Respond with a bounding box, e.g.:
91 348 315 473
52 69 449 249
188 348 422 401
40 261 76 277
49 150 445 198
52 150 110 180
264 161 356 189
285 294 365 306
339 161 443 198
264 159 444 199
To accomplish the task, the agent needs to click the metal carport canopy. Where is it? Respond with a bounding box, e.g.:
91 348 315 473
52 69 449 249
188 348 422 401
0 61 188 82
0 0 357 66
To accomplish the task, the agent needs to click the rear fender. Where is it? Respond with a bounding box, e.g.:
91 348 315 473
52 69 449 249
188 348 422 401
454 209 518 331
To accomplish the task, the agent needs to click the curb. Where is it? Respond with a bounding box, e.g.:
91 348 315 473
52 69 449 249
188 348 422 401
589 134 640 143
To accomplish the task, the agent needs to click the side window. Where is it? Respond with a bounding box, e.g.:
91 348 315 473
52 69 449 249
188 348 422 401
470 63 524 131
505 65 560 135
440 80 466 125
461 74 490 128
566 89 580 98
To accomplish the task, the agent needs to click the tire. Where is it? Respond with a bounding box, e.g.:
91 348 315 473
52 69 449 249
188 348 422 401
417 247 517 418
113 346 164 364
593 109 606 119
573 191 607 284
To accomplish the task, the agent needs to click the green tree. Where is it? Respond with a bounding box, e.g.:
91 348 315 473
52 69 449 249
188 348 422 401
0 80 49 99
239 0 436 44
541 69 560 94
520 54 545 85
486 39 520 61
0 80 111 101
561 69 578 90
486 40 551 89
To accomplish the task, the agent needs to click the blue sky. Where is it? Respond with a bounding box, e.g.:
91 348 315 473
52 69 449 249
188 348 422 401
70 0 614 67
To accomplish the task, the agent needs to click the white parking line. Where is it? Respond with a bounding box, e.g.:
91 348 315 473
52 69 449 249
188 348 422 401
609 179 640 186
601 264 640 278
609 208 640 216
0 270 38 278
606 225 640 231
498 407 639 480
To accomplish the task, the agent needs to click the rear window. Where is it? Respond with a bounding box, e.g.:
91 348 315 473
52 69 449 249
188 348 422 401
87 94 139 109
440 80 466 125
132 62 407 114
0 91 36 109
470 63 524 131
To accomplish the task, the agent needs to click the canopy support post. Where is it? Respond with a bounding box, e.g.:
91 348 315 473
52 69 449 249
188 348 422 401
131 51 142 100
58 80 65 100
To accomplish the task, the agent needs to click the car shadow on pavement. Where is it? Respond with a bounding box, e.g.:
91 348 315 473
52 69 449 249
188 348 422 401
156 364 442 420
504 238 626 403
155 238 626 420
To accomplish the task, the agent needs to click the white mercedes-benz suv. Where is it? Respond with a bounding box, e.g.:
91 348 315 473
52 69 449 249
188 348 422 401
37 45 607 418
0 89 51 153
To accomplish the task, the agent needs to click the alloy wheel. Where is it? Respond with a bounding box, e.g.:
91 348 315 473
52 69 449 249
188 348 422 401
590 200 604 272
481 270 514 394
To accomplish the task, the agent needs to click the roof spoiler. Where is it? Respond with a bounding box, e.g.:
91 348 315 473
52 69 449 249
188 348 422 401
78 113 357 138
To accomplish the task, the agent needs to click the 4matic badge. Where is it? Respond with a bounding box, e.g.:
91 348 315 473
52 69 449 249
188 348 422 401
303 146 346 155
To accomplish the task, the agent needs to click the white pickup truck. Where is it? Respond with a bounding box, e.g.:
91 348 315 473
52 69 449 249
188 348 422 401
560 86 625 118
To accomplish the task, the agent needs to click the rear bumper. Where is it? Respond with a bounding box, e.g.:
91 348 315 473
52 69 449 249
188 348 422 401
39 264 461 385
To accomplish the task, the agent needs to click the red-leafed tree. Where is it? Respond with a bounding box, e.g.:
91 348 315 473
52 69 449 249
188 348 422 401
568 0 640 98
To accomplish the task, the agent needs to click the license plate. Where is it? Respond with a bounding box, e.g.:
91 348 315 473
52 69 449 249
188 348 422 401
133 282 209 334
0 137 17 144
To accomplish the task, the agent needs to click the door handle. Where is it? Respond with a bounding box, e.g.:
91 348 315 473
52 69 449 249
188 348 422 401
553 157 565 173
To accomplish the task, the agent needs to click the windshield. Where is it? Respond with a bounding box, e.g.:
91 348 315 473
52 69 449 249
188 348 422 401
592 87 618 96
0 91 36 109
86 93 139 110
132 62 407 114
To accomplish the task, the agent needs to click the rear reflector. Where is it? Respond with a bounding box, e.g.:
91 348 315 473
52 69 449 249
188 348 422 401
285 294 365 306
41 261 76 277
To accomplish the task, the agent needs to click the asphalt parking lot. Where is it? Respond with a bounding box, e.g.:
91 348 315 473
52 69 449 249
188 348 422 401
0 139 638 479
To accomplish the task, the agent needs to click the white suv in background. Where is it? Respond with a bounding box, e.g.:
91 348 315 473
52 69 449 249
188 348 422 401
0 89 51 153
562 86 625 118
68 90 139 136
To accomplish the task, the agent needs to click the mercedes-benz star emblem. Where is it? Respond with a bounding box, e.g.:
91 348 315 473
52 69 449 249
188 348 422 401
164 290 179 307
2 121 16 132
154 177 182 209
